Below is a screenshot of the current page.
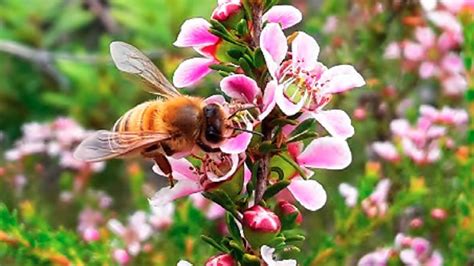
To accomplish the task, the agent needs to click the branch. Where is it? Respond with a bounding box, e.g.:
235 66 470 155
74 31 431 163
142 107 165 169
0 40 164 88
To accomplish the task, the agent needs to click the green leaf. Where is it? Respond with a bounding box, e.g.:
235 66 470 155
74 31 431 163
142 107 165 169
201 235 229 253
270 167 285 181
290 118 317 137
226 213 242 244
263 180 291 200
242 253 261 266
202 190 239 218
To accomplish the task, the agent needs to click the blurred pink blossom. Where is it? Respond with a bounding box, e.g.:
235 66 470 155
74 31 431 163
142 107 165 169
362 179 391 218
107 211 153 256
338 183 358 207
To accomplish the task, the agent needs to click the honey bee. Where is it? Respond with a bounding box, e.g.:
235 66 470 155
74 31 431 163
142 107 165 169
74 41 235 183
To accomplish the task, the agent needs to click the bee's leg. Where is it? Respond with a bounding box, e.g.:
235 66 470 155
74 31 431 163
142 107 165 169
153 153 175 187
142 145 175 187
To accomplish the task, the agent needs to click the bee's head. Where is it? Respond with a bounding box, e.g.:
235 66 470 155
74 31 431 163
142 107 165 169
200 103 228 147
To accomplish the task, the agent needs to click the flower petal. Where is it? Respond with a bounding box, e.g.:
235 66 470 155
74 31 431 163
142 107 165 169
260 23 288 78
149 180 202 206
297 137 352 169
319 65 365 94
288 177 327 211
263 5 302 29
220 74 261 103
174 18 219 47
221 132 252 154
313 109 354 139
259 81 277 120
292 32 320 71
152 157 199 181
173 57 214 88
261 245 297 266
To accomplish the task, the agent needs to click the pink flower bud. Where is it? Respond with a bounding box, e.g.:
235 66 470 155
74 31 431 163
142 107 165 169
243 205 281 233
409 218 423 229
353 107 367 121
113 249 130 265
83 227 100 242
205 253 236 266
276 200 303 226
431 208 447 220
211 0 242 21
242 205 281 248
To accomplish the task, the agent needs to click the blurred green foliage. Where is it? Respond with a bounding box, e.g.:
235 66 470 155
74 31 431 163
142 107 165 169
0 0 216 139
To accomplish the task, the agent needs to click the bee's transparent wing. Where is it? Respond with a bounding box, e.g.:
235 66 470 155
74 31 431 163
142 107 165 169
110 41 181 98
74 130 172 162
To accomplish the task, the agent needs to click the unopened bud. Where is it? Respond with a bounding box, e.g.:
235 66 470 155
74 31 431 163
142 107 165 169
409 218 423 229
205 253 236 266
242 205 281 248
275 200 303 229
431 208 447 220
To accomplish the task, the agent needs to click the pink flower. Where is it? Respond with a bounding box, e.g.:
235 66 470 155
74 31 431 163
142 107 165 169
173 18 220 88
205 253 236 266
219 75 276 153
150 153 249 206
400 237 443 266
357 248 391 266
260 23 364 138
82 227 100 242
190 194 226 220
149 203 175 229
173 5 302 88
261 245 297 266
384 42 401 59
372 141 400 162
338 183 358 207
362 179 391 218
78 208 103 233
212 0 241 21
283 137 352 211
113 249 131 265
107 211 153 256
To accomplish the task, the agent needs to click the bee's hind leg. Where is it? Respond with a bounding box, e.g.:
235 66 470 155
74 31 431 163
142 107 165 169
153 154 175 187
142 145 175 187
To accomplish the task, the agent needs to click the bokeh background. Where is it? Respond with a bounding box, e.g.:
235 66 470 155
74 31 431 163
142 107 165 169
0 0 473 265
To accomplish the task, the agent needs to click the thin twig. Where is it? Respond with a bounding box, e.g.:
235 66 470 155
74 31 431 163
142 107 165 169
0 40 164 88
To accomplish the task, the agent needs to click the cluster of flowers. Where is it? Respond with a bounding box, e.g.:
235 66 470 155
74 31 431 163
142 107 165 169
372 105 468 165
4 117 104 172
339 178 391 218
79 202 175 265
151 0 364 213
358 233 443 266
384 0 472 96
385 0 474 96
147 0 365 263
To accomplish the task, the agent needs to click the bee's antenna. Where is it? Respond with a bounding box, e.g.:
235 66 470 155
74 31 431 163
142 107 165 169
230 127 264 137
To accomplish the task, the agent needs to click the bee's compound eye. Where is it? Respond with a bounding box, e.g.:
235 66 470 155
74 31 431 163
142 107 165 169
204 104 218 118
205 126 221 143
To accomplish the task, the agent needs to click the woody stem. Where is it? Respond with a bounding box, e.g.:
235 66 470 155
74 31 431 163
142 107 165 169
247 0 269 205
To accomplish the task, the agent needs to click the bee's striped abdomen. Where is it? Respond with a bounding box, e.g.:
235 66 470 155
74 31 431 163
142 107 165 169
112 101 160 132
